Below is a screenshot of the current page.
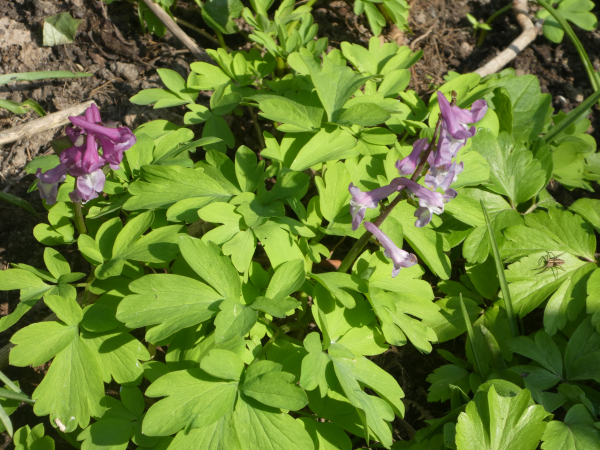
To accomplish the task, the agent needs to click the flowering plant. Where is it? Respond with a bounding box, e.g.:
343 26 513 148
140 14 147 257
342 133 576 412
2 2 600 449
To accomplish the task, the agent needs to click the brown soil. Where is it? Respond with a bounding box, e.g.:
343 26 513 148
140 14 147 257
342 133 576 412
1 0 600 448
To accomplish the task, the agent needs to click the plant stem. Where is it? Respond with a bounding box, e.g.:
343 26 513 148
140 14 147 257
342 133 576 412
481 200 519 338
536 0 600 102
0 371 21 394
477 4 513 47
73 202 87 235
247 106 266 149
174 17 229 51
459 294 486 377
337 118 443 274
215 30 228 51
544 88 600 144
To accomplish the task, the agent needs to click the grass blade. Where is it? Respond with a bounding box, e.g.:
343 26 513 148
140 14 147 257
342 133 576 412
0 404 13 437
0 192 38 215
459 294 486 378
0 70 92 86
0 371 22 394
480 200 519 338
0 388 33 403
543 89 600 144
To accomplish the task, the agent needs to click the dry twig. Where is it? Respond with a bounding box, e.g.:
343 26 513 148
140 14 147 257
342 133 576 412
475 0 540 77
0 100 96 147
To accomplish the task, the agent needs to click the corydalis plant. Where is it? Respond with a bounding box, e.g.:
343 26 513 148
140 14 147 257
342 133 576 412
35 104 136 205
347 91 487 276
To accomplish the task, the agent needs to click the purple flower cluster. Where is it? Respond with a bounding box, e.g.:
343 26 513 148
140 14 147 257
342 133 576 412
349 92 487 277
35 105 136 205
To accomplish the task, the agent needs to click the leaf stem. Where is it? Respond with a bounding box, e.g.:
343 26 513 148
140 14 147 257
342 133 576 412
247 106 266 149
481 200 519 338
543 88 600 144
173 17 227 50
477 4 513 47
73 202 88 235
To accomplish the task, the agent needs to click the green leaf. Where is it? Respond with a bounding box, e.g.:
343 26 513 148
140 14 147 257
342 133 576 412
202 0 244 34
0 191 37 215
214 300 257 343
241 361 308 410
200 349 245 381
235 146 264 193
569 198 600 234
473 130 547 206
297 418 352 450
265 259 306 301
300 50 371 123
43 248 70 279
252 223 305 269
456 385 548 450
427 364 471 403
236 199 285 228
82 329 150 385
222 230 257 273
117 274 223 343
289 126 358 172
541 404 600 450
179 235 242 301
422 297 483 343
337 103 391 127
258 91 324 132
144 369 238 436
42 12 82 46
125 165 233 210
315 162 351 224
487 75 552 142
0 71 91 86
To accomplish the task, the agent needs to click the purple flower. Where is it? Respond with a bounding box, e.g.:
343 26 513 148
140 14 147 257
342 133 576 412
437 92 487 140
364 222 418 277
425 161 464 191
35 165 69 205
396 138 429 175
395 177 454 228
68 169 106 204
349 182 400 231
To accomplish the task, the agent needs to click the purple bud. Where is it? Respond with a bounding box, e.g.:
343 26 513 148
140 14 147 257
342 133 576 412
349 182 400 231
396 138 429 175
35 165 68 205
437 92 487 140
364 221 418 277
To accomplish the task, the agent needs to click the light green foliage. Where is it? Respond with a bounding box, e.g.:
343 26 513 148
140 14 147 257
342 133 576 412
13 423 55 450
456 384 549 450
12 4 600 450
537 0 598 43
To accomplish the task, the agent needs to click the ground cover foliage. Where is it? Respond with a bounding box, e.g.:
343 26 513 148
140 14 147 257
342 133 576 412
2 0 600 449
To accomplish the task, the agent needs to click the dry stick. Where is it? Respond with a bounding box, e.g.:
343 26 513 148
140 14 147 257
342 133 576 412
475 0 540 77
0 100 96 146
141 0 214 65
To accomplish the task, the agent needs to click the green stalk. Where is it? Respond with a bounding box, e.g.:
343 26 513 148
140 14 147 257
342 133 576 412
536 0 600 97
459 294 486 377
477 4 513 47
0 387 34 403
0 404 12 437
481 200 519 338
544 88 600 144
0 371 21 394
215 30 228 51
73 202 88 235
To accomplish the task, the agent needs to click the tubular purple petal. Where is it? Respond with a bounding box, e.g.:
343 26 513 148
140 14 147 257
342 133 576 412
396 138 429 175
348 182 400 231
35 164 68 205
364 221 418 277
437 91 487 140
